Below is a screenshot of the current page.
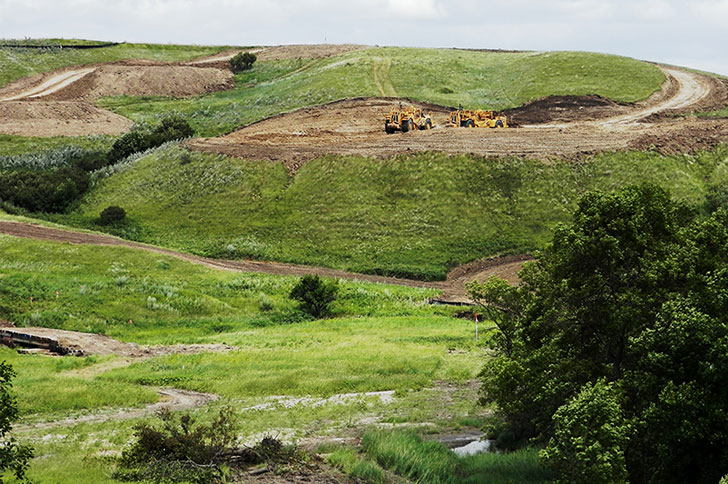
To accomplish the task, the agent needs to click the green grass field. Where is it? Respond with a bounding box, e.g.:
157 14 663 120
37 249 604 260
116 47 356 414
99 48 665 137
0 134 114 157
0 235 495 483
57 144 727 280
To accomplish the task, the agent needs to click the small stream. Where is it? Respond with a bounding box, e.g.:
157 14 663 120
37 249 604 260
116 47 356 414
431 430 495 457
452 438 493 457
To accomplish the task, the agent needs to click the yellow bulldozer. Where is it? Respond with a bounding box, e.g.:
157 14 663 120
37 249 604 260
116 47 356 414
449 108 508 128
385 104 433 133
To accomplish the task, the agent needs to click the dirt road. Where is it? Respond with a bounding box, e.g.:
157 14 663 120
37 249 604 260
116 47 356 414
0 220 526 301
0 68 96 101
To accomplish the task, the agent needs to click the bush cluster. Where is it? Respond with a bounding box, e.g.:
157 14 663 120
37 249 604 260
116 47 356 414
0 116 193 214
115 407 237 484
99 205 126 224
229 52 256 73
109 116 194 162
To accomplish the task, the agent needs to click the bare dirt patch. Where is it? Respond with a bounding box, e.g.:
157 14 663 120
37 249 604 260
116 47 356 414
629 120 728 155
0 62 234 136
40 64 234 102
255 44 367 61
2 326 232 357
189 97 676 172
191 68 727 173
0 100 132 136
505 94 627 125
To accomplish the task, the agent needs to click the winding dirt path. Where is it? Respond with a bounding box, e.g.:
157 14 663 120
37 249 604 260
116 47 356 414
602 67 712 125
0 68 96 101
16 388 219 432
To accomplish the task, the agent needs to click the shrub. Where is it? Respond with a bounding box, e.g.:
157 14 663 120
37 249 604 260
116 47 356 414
99 205 126 224
109 116 194 162
230 52 257 73
0 166 89 213
289 274 338 318
114 407 237 484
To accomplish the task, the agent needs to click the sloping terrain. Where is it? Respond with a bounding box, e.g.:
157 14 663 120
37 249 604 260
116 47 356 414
191 66 724 169
0 61 234 136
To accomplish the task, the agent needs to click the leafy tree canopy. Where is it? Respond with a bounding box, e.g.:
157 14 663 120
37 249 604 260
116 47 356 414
470 183 728 484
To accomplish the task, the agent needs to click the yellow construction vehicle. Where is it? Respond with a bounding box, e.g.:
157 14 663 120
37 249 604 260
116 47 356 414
385 104 433 133
448 108 508 128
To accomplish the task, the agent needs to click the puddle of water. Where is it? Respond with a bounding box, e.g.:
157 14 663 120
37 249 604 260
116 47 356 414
452 438 493 457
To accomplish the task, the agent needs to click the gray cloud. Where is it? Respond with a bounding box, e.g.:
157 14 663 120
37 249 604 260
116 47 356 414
0 0 725 74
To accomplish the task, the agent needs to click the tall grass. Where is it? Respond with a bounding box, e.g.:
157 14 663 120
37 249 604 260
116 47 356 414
361 430 550 484
0 134 114 158
0 235 442 343
362 430 457 483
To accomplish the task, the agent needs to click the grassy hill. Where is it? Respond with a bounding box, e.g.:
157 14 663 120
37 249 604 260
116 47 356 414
54 144 727 280
100 47 666 136
0 41 236 88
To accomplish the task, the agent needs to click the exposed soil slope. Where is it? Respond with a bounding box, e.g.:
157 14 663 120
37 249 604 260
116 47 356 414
0 220 525 301
191 67 726 171
0 62 234 136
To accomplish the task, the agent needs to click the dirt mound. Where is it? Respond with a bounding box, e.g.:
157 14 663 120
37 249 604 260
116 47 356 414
629 120 728 155
0 100 132 136
256 44 367 61
42 64 234 101
505 95 626 125
435 255 533 303
3 326 232 357
0 62 234 136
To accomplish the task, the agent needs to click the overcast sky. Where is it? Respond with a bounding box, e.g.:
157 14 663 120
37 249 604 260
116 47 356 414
1 0 726 75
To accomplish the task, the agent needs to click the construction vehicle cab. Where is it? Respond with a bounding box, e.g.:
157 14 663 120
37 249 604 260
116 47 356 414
449 108 508 128
385 104 433 133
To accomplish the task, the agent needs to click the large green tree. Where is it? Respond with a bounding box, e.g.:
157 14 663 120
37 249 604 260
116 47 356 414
0 361 33 483
470 184 728 484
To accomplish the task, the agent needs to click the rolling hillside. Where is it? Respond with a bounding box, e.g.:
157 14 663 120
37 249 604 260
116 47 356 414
100 47 666 136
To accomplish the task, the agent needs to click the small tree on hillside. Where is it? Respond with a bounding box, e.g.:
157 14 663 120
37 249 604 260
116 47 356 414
99 205 126 224
0 361 33 483
229 52 256 73
289 275 338 318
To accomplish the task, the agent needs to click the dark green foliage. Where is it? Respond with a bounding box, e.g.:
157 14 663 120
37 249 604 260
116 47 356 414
115 407 237 483
99 205 126 224
0 166 89 212
540 380 629 484
229 52 256 73
289 274 338 318
0 361 33 483
109 116 193 162
706 183 728 213
477 184 728 484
